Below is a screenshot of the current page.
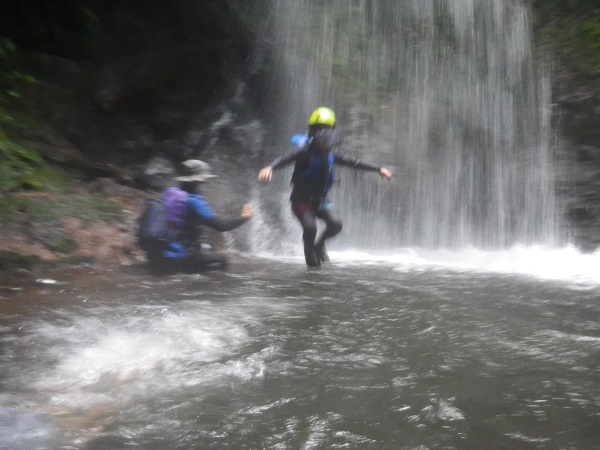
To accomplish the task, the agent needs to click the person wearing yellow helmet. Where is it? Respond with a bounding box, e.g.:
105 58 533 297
307 106 337 128
258 107 393 267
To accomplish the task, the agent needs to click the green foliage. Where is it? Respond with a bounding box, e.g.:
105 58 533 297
0 38 38 103
46 234 78 254
0 36 62 193
0 193 122 225
0 251 39 270
0 132 65 193
558 17 600 75
582 18 600 50
533 0 600 77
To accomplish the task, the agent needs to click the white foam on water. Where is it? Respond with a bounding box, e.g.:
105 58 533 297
27 300 282 409
256 244 600 287
330 244 600 286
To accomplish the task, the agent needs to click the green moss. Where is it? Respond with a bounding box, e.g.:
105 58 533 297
1 32 69 194
46 234 78 254
0 193 123 225
0 251 39 270
533 2 600 78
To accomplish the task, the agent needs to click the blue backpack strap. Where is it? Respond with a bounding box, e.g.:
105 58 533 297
325 151 335 193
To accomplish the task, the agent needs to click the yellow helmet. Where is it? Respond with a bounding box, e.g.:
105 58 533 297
308 107 336 128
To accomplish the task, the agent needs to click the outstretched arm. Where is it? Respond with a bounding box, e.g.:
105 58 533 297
258 147 305 182
335 152 393 180
205 204 252 232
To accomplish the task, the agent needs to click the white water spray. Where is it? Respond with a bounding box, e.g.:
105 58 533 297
259 0 561 250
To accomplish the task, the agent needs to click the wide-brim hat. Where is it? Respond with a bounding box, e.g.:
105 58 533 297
175 159 217 183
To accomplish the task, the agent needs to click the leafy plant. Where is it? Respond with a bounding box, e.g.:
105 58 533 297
0 193 122 225
0 37 63 193
0 131 64 192
533 1 600 77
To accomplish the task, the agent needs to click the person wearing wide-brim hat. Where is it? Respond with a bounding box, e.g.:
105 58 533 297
146 159 252 274
175 159 218 183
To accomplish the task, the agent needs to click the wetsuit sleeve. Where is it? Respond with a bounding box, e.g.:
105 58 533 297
188 195 248 231
333 151 381 172
204 217 249 232
268 147 306 170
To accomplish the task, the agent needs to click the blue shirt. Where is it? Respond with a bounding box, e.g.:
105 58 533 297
163 194 216 259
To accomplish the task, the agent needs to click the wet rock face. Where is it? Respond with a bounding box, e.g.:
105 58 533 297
530 1 600 250
553 61 600 148
559 142 600 251
0 181 148 274
551 62 600 251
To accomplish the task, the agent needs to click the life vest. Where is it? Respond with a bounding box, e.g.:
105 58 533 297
289 148 335 199
304 151 335 195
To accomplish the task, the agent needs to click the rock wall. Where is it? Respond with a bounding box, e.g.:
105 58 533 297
534 1 600 250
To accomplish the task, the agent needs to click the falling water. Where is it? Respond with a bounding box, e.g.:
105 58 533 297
259 0 561 250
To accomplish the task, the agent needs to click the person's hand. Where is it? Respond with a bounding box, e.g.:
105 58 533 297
379 167 393 180
241 203 253 219
258 166 273 182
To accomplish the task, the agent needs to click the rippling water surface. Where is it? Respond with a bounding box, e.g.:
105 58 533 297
1 248 599 449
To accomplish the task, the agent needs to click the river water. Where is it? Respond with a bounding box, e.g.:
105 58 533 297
1 248 599 449
0 3 596 447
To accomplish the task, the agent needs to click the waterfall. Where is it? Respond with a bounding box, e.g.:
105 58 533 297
257 0 561 251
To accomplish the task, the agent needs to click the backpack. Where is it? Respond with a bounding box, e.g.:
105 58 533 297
137 187 189 252
290 133 308 149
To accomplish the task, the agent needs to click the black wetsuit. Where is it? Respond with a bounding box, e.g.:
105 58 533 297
268 141 381 266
